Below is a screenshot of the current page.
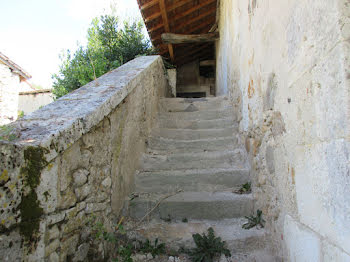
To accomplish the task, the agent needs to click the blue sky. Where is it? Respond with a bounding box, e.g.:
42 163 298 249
0 0 142 88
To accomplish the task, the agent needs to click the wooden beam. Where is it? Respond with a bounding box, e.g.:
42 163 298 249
200 60 216 66
176 15 216 34
148 23 164 33
171 0 216 24
152 17 214 42
168 0 193 12
173 8 216 32
145 11 162 23
159 0 174 62
141 0 158 10
162 32 219 44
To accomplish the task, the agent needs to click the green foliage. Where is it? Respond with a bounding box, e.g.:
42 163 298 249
139 238 166 258
89 216 166 262
18 110 24 118
0 125 18 141
52 15 152 98
180 227 231 262
237 182 252 194
242 210 265 230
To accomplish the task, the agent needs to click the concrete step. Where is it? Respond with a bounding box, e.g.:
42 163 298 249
140 150 247 171
152 127 236 140
126 192 254 220
128 218 268 253
146 136 239 154
135 168 250 193
158 117 235 129
159 109 233 121
159 96 231 112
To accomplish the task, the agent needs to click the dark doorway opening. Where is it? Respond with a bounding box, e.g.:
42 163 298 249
176 92 207 98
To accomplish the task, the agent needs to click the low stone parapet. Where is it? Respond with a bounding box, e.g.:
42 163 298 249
0 56 168 261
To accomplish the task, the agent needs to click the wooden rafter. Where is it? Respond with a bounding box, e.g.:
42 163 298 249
141 0 158 10
159 0 174 61
145 11 162 23
146 0 196 33
176 15 216 34
168 0 193 12
171 0 216 24
137 0 219 66
173 8 215 32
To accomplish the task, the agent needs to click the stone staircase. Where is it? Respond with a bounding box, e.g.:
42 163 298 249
125 97 276 261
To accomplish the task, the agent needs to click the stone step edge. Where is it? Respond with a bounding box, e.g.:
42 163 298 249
142 149 245 159
136 167 250 176
125 218 269 251
126 191 254 202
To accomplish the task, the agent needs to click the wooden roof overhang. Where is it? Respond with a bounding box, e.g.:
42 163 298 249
137 0 219 67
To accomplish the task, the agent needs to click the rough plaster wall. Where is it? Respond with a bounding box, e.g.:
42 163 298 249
216 0 350 260
18 92 54 115
0 62 20 125
0 56 167 261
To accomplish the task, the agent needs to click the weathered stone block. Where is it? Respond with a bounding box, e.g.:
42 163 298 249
47 212 65 225
45 239 60 257
86 203 108 214
74 184 91 201
60 234 79 256
73 243 90 262
47 225 60 241
72 169 89 187
58 190 77 210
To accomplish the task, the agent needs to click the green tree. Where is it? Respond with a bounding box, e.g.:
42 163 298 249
52 15 152 98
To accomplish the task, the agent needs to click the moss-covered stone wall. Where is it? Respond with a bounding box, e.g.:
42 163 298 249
0 56 168 261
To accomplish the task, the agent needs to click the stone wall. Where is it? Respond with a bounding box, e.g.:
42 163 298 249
0 62 20 125
0 56 168 261
216 0 350 261
18 90 54 115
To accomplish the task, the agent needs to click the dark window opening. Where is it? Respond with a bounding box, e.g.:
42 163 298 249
177 92 206 98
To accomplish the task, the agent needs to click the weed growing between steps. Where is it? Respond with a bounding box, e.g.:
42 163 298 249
242 210 265 229
89 215 167 262
235 182 252 194
180 227 231 262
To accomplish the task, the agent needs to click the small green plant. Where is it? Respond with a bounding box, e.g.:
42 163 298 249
139 238 166 257
162 214 172 222
115 244 134 262
237 182 252 194
18 110 24 118
180 227 231 262
182 218 188 223
0 125 18 141
89 215 167 262
242 210 265 230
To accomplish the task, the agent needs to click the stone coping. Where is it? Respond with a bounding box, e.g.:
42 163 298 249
0 55 163 161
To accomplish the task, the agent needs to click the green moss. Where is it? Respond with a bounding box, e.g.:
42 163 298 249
17 190 43 241
43 191 50 201
18 146 48 245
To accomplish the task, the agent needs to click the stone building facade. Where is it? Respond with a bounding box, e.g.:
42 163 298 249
216 0 350 260
0 52 32 125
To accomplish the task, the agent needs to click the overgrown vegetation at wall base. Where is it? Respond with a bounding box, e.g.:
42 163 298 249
52 15 153 98
180 227 231 262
